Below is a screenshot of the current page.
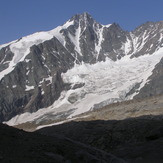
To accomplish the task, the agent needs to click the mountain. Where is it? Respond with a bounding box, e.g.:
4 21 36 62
0 13 163 126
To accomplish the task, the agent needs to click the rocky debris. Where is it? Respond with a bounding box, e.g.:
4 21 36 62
79 94 163 122
37 115 163 163
0 154 3 161
68 93 79 104
71 82 85 89
0 123 126 163
14 94 163 131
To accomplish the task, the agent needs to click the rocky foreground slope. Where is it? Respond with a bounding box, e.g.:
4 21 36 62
1 115 163 163
0 123 125 163
37 115 163 163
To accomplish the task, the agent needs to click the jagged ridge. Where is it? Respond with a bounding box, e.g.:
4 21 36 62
0 13 163 124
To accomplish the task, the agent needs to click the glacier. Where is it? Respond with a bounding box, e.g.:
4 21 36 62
5 47 163 126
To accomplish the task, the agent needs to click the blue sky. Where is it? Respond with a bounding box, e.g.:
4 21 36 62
0 0 163 44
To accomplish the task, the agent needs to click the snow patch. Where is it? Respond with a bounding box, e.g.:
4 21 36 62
25 85 34 91
39 76 53 86
95 26 104 58
45 76 52 83
122 36 132 54
0 40 17 50
68 21 82 55
36 116 89 130
62 20 74 28
12 85 17 88
41 90 45 95
104 24 112 28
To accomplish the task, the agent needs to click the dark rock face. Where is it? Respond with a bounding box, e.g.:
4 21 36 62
0 13 163 122
61 13 129 63
0 123 126 163
0 46 14 72
0 38 75 121
130 21 163 58
100 23 128 61
37 115 163 163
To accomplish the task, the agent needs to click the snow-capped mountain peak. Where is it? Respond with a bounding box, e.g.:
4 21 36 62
0 13 163 128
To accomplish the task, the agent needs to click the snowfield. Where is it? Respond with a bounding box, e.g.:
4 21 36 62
5 47 163 126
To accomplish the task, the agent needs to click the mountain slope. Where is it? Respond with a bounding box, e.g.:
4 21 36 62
0 13 163 125
37 115 163 163
0 123 125 163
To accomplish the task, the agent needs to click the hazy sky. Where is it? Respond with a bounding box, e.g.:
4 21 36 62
0 0 163 44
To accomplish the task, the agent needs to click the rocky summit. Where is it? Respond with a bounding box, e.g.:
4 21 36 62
0 13 163 126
